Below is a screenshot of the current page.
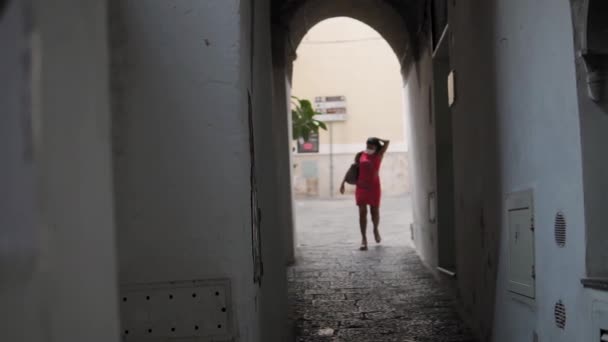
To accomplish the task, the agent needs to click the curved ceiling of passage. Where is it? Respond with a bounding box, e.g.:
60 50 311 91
286 0 412 68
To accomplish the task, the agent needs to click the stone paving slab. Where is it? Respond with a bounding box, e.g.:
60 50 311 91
289 197 477 342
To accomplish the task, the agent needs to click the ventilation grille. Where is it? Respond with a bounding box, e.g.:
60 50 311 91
554 300 566 329
554 212 566 247
120 280 231 338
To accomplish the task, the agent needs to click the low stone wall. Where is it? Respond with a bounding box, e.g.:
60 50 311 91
292 152 410 198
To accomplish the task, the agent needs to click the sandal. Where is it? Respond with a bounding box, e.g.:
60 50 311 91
374 229 381 243
359 241 368 251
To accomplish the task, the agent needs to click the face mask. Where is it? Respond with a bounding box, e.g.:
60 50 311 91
366 149 376 155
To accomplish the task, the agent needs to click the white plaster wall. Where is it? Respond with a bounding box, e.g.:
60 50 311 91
487 1 586 341
110 1 259 340
406 49 439 271
447 2 504 338
248 0 290 340
274 56 297 266
407 1 588 340
36 0 121 337
0 1 120 341
0 3 43 340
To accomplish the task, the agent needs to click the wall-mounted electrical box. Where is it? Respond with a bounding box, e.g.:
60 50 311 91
506 190 535 298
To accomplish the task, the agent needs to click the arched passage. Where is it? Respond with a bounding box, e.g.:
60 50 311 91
280 11 475 340
291 17 408 197
273 0 447 271
271 0 452 285
269 0 419 265
286 0 412 70
290 15 411 236
276 0 416 249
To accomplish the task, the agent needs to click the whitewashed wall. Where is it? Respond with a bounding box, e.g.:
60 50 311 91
0 1 121 341
110 0 289 340
110 1 260 340
408 1 590 341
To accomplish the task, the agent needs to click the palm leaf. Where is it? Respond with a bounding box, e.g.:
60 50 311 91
291 96 328 142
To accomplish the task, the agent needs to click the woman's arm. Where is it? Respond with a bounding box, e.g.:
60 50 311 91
378 139 390 156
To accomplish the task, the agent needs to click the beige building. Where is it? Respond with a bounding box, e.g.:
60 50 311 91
291 17 409 198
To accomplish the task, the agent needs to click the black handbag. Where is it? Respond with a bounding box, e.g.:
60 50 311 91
344 152 363 185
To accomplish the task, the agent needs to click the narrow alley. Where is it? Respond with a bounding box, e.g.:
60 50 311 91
2 1 608 341
289 197 476 341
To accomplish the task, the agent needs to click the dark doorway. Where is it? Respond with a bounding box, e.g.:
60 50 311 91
432 27 457 274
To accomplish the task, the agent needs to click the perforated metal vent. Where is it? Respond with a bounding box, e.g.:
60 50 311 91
120 279 232 339
554 212 566 247
554 300 566 329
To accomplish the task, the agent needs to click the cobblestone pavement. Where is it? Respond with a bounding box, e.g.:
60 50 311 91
289 196 477 342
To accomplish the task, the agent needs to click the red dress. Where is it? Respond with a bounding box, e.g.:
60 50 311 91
356 152 382 207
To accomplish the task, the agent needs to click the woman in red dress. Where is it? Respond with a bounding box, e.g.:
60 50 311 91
340 137 390 250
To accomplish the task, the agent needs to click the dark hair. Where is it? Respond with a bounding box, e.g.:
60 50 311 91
366 137 382 151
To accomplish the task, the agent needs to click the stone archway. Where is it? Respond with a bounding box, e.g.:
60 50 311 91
270 0 420 266
280 0 415 73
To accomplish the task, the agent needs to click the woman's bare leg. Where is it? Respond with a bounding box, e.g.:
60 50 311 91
371 206 381 243
358 205 368 250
